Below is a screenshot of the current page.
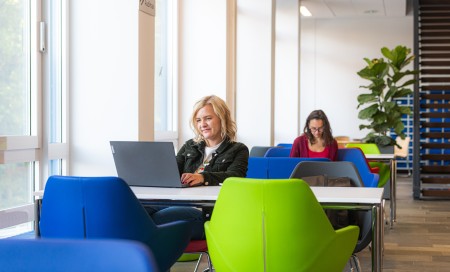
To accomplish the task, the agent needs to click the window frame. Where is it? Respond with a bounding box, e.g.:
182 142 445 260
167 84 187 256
0 0 69 234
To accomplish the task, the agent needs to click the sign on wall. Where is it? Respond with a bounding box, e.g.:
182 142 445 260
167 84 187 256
139 0 155 16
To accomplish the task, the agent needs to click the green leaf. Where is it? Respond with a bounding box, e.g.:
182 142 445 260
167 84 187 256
394 121 405 135
357 93 377 104
373 123 390 134
358 104 379 119
399 55 415 70
383 46 408 69
392 88 413 98
398 106 411 115
359 124 372 130
385 85 398 101
398 79 416 88
374 135 394 146
373 111 387 123
382 101 396 111
381 47 394 60
391 71 407 83
357 62 389 81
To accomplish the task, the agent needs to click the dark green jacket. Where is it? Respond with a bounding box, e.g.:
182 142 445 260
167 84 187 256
176 138 249 186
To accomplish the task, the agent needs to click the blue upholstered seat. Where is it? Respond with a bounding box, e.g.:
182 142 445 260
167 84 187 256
39 175 192 272
264 147 291 157
0 239 159 272
247 157 330 179
337 148 380 187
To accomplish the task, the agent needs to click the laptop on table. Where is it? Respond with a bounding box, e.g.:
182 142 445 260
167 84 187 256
110 141 187 188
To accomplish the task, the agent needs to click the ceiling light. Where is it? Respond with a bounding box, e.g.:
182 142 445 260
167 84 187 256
364 9 378 14
300 6 312 17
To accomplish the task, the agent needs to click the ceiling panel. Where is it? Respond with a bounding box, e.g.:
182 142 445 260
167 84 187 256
300 0 407 18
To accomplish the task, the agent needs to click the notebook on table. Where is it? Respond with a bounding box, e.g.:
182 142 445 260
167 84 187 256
110 141 187 188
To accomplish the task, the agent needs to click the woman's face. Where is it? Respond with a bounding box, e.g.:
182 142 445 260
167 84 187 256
196 104 222 146
309 119 324 139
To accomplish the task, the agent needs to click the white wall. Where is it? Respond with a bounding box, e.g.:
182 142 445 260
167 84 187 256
235 0 274 147
69 1 138 176
178 0 227 146
300 16 414 139
273 0 301 144
67 1 414 176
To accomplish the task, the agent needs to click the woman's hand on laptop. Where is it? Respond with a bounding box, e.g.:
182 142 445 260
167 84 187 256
181 173 204 187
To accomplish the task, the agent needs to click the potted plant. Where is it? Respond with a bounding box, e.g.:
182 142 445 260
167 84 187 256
356 45 417 150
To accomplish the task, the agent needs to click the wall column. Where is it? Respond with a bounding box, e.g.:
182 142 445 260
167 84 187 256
138 1 155 141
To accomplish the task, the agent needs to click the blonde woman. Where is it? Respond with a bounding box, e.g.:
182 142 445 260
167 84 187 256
148 95 249 240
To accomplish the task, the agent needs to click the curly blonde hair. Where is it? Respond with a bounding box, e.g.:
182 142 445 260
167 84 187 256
190 95 237 143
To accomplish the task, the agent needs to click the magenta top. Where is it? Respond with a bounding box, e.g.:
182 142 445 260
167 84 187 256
289 134 338 161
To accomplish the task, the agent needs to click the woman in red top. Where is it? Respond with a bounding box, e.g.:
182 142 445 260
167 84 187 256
290 109 338 161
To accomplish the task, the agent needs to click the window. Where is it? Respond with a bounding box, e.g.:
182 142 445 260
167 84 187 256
0 0 37 237
0 0 31 136
154 0 178 139
0 0 68 237
45 0 68 176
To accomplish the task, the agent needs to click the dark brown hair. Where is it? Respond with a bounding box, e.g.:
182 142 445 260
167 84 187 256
303 109 334 146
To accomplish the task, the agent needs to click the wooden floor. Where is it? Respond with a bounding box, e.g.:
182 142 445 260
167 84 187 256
358 176 450 272
171 176 450 272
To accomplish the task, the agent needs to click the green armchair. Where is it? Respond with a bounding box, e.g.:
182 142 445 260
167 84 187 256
205 178 359 272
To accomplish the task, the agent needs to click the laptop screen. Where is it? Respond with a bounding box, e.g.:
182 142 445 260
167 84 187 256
110 141 183 187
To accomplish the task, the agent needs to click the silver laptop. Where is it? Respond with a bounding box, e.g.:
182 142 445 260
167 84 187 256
110 141 186 188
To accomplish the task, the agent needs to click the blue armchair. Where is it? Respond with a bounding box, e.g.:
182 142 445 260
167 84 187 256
0 239 159 272
39 176 192 272
247 157 330 179
337 148 380 187
264 147 291 157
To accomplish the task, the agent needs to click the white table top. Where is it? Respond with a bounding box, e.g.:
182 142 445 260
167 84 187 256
365 153 395 160
131 185 384 205
35 185 384 205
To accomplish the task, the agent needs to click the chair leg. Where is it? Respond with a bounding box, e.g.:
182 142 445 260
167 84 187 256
193 253 203 272
204 252 213 272
349 254 361 272
193 252 213 272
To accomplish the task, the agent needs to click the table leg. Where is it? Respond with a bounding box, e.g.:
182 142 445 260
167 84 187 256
34 199 41 238
389 158 397 228
372 204 383 272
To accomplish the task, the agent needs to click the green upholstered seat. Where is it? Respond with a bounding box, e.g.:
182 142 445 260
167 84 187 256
345 143 380 154
205 178 359 272
345 143 391 188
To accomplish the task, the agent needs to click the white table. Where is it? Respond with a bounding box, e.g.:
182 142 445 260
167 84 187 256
366 153 396 228
35 185 384 272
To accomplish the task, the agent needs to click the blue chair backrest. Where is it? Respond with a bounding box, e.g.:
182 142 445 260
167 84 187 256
40 176 157 240
247 157 269 178
247 157 330 179
276 143 293 148
0 239 159 272
39 176 86 238
264 147 291 157
250 146 276 157
268 157 330 178
337 148 379 187
40 176 192 272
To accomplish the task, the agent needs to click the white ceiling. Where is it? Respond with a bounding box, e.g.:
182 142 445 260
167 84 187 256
300 0 408 18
